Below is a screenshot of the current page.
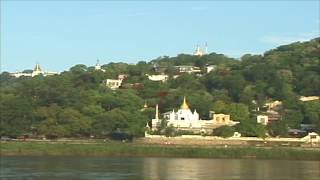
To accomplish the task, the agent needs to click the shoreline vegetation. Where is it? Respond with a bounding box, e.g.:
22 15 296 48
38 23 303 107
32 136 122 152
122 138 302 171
1 140 320 161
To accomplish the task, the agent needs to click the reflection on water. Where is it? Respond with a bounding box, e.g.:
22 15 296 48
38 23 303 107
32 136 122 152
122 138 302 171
143 158 320 180
0 156 319 179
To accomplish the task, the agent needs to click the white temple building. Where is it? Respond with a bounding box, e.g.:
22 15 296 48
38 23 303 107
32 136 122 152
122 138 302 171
94 59 105 72
193 43 208 56
162 97 200 128
149 97 239 133
10 63 59 78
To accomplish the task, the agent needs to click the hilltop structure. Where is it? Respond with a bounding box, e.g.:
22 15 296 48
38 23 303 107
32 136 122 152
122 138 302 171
94 59 105 72
193 43 208 56
149 97 239 133
10 63 59 78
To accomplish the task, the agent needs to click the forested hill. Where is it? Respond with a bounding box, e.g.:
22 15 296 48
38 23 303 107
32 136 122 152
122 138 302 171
1 38 319 138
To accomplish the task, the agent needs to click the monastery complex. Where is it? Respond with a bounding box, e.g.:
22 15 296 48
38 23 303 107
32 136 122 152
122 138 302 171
10 63 59 78
148 97 239 134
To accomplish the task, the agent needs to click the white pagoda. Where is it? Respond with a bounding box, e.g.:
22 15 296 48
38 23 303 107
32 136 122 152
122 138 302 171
10 63 59 78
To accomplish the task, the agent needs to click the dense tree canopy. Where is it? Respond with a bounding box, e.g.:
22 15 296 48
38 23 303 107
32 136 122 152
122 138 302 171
1 38 319 138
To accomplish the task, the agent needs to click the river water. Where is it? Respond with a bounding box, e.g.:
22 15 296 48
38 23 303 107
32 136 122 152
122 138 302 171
0 156 319 179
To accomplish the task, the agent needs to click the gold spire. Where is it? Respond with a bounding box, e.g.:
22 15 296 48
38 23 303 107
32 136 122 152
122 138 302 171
140 101 148 112
180 96 189 109
143 101 148 108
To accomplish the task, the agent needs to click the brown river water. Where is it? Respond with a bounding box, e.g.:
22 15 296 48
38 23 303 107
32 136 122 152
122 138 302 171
0 156 319 179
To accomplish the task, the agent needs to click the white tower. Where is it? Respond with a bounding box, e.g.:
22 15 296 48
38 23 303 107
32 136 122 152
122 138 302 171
155 104 159 120
193 44 205 56
31 63 44 77
95 59 105 72
205 42 208 54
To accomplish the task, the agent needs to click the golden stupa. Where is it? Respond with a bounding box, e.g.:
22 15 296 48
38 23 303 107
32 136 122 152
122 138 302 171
180 96 190 109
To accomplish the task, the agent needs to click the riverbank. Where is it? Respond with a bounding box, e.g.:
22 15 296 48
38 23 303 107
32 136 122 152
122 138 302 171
1 141 320 161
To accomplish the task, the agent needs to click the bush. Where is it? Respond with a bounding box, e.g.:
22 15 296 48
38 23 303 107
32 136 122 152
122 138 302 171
175 130 198 136
109 131 133 142
267 120 288 137
235 120 266 138
212 125 235 138
164 125 176 137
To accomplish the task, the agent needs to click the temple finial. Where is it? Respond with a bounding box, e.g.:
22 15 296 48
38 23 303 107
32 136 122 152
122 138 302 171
143 101 148 108
34 62 42 72
96 58 100 65
181 96 189 109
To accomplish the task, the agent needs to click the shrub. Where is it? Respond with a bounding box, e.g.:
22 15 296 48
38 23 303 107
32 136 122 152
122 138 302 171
212 125 235 138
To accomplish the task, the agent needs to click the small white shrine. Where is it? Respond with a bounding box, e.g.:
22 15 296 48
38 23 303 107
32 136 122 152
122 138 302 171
94 59 105 72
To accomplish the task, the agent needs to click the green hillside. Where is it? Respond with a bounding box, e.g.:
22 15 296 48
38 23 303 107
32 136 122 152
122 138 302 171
1 38 319 138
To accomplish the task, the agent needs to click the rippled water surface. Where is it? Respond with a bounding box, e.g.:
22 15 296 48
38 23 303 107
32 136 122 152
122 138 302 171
1 156 319 179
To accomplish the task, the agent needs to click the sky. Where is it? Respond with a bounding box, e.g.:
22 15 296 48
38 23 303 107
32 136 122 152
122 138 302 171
1 0 319 72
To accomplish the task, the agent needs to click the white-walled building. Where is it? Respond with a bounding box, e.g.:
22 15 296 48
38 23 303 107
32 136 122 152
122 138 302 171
163 97 200 128
257 115 269 125
299 96 320 102
146 74 169 82
10 63 59 78
149 97 239 132
301 132 320 143
175 66 201 74
103 79 123 90
206 65 216 73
